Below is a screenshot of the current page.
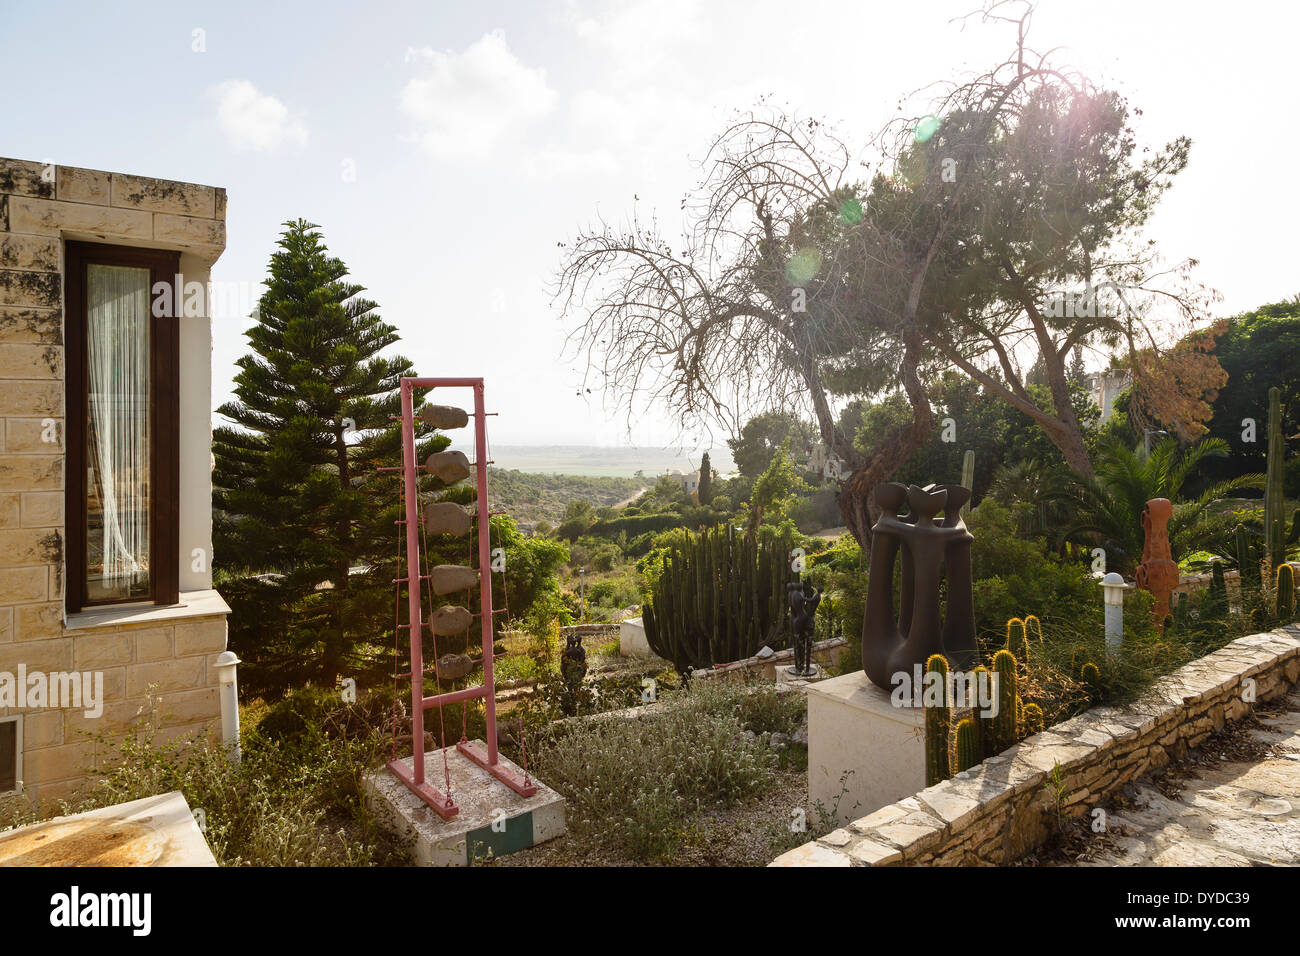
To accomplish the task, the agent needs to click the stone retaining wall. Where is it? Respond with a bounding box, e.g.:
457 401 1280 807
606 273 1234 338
770 624 1300 866
559 623 621 640
690 637 848 682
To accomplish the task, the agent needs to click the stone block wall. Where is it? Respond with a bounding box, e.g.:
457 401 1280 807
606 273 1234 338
771 625 1300 866
0 158 229 808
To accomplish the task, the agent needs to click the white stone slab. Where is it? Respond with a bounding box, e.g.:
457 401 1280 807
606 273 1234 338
807 671 926 825
365 741 565 866
0 791 216 866
620 616 653 658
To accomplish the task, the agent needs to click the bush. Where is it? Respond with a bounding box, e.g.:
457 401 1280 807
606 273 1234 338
587 512 686 539
530 682 776 861
805 532 867 649
682 677 806 736
966 499 1102 646
57 704 408 866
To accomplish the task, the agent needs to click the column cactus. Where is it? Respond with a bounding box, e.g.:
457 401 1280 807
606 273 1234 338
1080 661 1101 704
1005 617 1029 663
924 654 952 786
1023 702 1045 735
1277 563 1296 620
955 718 981 773
1024 614 1043 646
1264 386 1290 570
960 450 975 518
1206 562 1228 621
972 664 993 758
1235 523 1259 587
990 649 1019 753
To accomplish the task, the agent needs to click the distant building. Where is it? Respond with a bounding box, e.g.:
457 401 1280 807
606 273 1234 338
805 442 848 479
666 469 699 495
1085 369 1131 422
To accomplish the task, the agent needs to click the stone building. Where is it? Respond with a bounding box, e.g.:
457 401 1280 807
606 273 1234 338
0 158 229 806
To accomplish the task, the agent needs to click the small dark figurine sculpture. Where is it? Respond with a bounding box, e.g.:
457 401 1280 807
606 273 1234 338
787 581 822 677
560 632 587 691
862 483 977 692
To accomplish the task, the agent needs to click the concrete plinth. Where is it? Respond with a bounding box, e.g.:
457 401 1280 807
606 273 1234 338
620 616 652 658
807 671 925 826
365 741 565 866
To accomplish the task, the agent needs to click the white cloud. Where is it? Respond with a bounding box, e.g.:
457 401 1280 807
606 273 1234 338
401 30 557 160
523 146 618 179
212 80 309 151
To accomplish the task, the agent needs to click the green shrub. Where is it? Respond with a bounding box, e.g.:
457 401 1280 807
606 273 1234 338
681 676 806 736
966 499 1102 645
529 680 778 861
55 706 408 866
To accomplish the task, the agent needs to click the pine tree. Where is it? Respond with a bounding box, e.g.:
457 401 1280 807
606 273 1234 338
697 451 713 505
213 220 440 686
1067 347 1088 385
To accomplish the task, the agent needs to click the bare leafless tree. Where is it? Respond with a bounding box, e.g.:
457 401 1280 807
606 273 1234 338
556 0 1221 552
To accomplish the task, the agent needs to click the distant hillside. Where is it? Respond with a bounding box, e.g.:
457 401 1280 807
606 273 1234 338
452 444 736 478
489 469 645 526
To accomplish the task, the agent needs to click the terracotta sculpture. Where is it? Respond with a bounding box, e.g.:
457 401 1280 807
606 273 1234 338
862 483 977 691
1135 497 1179 628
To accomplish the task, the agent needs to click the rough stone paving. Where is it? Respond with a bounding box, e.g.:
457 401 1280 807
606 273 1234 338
1081 689 1299 866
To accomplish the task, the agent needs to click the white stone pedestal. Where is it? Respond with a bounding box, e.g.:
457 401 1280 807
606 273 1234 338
807 671 926 825
620 616 653 658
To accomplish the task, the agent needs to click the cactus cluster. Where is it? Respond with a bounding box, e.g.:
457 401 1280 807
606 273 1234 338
923 629 1038 783
642 525 795 674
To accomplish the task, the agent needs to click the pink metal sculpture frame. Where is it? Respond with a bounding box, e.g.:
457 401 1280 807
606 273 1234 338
386 376 536 818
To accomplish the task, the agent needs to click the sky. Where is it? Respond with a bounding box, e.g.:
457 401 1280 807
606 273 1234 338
3 0 1298 448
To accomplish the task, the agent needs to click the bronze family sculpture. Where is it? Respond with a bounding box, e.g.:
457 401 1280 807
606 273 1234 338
862 483 977 691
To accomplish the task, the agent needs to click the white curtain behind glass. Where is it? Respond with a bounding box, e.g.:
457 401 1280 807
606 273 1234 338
86 264 150 597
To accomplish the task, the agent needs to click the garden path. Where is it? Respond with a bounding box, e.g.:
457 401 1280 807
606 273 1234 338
1080 690 1299 866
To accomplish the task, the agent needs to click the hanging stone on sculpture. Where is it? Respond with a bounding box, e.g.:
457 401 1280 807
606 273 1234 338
423 501 472 537
429 604 473 636
420 404 469 430
431 564 478 595
425 449 471 484
435 652 474 681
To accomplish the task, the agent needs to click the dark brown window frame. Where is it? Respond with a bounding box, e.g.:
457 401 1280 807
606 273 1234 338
64 240 180 612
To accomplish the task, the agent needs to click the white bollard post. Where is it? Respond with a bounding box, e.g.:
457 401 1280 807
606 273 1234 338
213 650 242 763
1101 572 1126 654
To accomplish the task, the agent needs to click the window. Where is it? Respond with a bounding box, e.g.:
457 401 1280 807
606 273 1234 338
65 242 180 611
0 715 20 795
